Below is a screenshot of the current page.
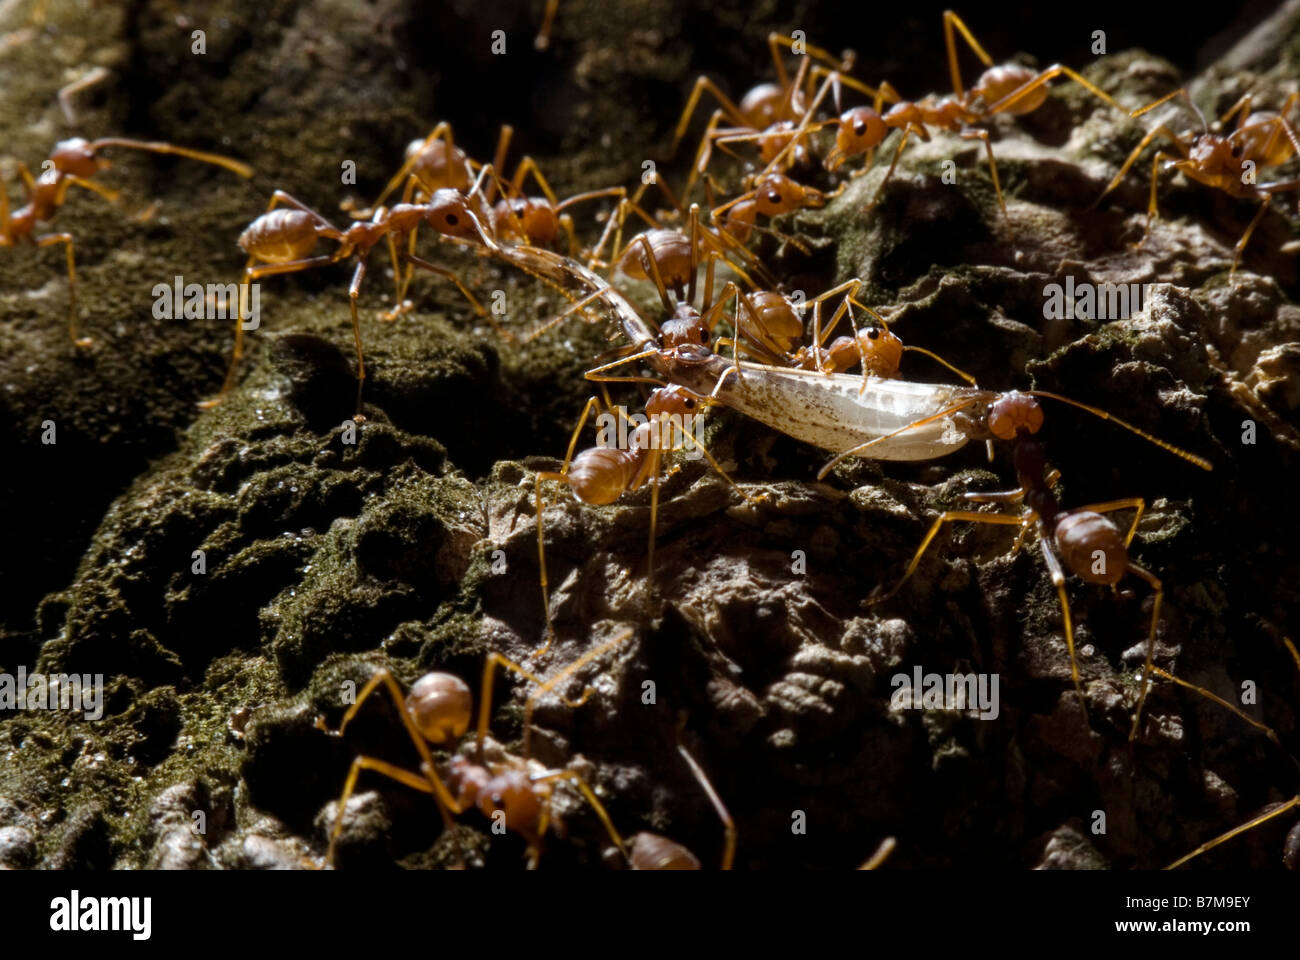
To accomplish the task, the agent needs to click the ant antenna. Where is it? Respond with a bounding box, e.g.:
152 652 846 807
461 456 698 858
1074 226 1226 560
1026 391 1213 470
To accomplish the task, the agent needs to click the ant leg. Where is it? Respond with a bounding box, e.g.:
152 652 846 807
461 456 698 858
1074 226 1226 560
530 769 628 860
670 76 750 156
348 259 369 418
475 646 609 760
942 11 996 100
521 628 633 753
200 258 260 408
869 510 1027 606
1149 666 1290 754
1166 796 1300 870
1230 195 1272 281
866 128 912 211
401 252 490 320
57 65 110 126
88 138 252 178
64 174 121 207
36 233 88 346
1093 125 1187 210
985 64 1126 118
959 127 1006 216
1038 537 1086 702
486 125 513 204
1124 561 1162 741
325 755 455 866
534 0 559 50
507 156 560 206
860 836 897 870
1217 93 1253 129
533 395 608 638
1075 497 1145 547
677 742 735 869
316 668 463 851
368 121 454 214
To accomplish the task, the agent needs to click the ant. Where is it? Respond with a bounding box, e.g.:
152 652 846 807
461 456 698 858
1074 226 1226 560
1 135 252 345
710 278 975 387
533 382 759 638
786 11 1124 215
358 125 626 321
818 388 1212 740
1089 87 1300 280
203 173 499 417
1157 637 1300 869
669 33 858 205
523 235 766 637
319 630 631 868
319 630 734 868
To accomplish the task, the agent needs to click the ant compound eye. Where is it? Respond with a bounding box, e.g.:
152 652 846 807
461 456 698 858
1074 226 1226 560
445 213 460 226
866 328 879 339
767 190 782 204
854 121 867 137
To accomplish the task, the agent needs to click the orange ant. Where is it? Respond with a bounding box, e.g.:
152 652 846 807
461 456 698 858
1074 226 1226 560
318 630 631 868
710 278 976 387
669 33 857 204
318 630 733 868
1089 87 1300 279
819 388 1212 739
786 11 1124 215
1 135 252 345
205 175 497 416
1157 637 1300 869
479 125 627 255
533 382 761 638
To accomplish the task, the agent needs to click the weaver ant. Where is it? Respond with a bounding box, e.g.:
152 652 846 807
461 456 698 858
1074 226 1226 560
319 629 733 868
1 135 252 345
786 10 1124 215
319 630 631 868
818 388 1212 739
205 173 497 416
670 33 858 204
1089 87 1300 279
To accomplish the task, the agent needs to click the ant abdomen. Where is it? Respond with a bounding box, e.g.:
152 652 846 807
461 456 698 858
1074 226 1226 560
567 446 643 505
973 64 1044 113
739 290 803 354
406 672 472 746
1054 511 1127 586
239 208 320 262
628 832 702 870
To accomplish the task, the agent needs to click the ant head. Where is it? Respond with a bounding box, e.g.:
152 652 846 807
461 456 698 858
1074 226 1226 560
752 172 804 216
988 392 1044 440
50 138 102 178
834 107 887 162
425 189 480 240
660 303 710 351
646 384 703 418
405 672 472 745
856 324 904 377
974 64 1044 114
